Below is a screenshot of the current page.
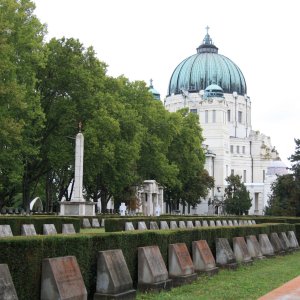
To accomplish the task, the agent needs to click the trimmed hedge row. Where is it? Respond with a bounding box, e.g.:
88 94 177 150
0 216 81 235
0 223 294 300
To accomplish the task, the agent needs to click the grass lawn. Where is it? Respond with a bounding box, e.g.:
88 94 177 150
80 228 105 234
137 251 300 300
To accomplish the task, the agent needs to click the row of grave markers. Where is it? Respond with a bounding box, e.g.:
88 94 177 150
1 230 298 299
125 219 257 231
82 218 103 228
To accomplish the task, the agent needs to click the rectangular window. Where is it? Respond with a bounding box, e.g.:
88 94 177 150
212 110 216 123
230 145 234 153
243 170 247 182
231 169 234 175
227 110 231 122
190 108 197 114
238 111 242 123
205 110 208 123
242 146 245 154
237 146 240 154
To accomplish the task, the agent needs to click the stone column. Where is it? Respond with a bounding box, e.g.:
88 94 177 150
148 193 152 216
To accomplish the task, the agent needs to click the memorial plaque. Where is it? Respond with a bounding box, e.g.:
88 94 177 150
233 220 239 226
209 220 215 227
216 220 222 227
138 246 172 292
170 221 178 229
94 249 136 299
246 235 265 259
233 237 253 264
41 256 87 300
216 238 237 269
179 221 186 229
259 234 275 257
149 221 159 230
21 224 36 236
228 220 233 226
82 218 91 229
202 220 208 227
195 220 201 227
279 232 292 252
0 264 18 300
43 224 57 235
192 240 218 276
125 222 135 231
138 221 148 230
0 225 13 237
270 232 285 255
62 224 76 234
160 221 169 230
92 218 100 228
222 220 228 226
287 231 300 249
186 221 194 228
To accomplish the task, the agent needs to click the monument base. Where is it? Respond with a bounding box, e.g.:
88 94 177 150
196 267 219 276
59 201 96 216
170 273 197 287
137 279 173 292
93 289 136 300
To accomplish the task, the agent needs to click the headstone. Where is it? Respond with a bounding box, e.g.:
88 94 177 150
43 224 57 235
0 264 18 300
186 221 194 228
168 243 197 287
160 221 169 230
270 232 285 255
216 220 222 227
170 221 178 229
233 237 253 264
238 220 244 225
138 221 148 231
0 225 13 237
82 218 91 229
252 220 256 224
258 234 275 257
279 232 292 252
179 221 186 229
222 220 228 226
209 220 215 227
21 224 36 236
228 220 233 226
138 246 172 292
149 221 159 230
192 240 218 276
246 220 252 225
101 219 105 227
233 220 239 226
215 238 237 269
202 220 209 227
287 231 300 249
62 224 76 234
41 256 87 300
246 235 265 259
195 220 201 227
92 218 100 228
119 202 127 216
94 250 136 299
125 222 135 231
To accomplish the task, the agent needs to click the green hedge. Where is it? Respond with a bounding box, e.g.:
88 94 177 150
0 223 294 300
0 216 81 235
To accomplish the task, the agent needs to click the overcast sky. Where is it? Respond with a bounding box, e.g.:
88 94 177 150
34 0 300 167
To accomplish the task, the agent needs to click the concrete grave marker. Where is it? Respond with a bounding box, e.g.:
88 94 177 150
138 246 172 292
195 220 201 227
92 218 100 228
222 220 228 226
0 264 18 300
252 220 256 224
202 220 208 227
216 220 222 227
186 221 194 228
101 219 105 227
0 225 13 237
246 235 265 259
209 220 215 227
279 232 292 252
228 220 233 226
233 237 253 264
94 249 136 299
43 224 57 235
160 221 169 230
21 224 36 236
259 234 275 257
168 243 197 286
125 222 135 231
287 231 300 249
170 221 178 229
149 221 159 230
233 220 239 226
82 218 91 229
41 256 87 300
192 240 218 276
216 238 237 269
62 224 76 234
238 220 245 225
270 232 285 255
138 221 148 231
179 221 186 229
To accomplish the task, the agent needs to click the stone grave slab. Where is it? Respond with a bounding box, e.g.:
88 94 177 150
246 220 252 225
0 225 13 237
233 237 253 265
202 220 208 227
252 220 256 224
192 240 218 276
287 231 300 250
233 220 239 226
246 235 265 259
101 219 105 227
209 220 215 227
62 224 76 234
43 224 57 235
179 221 186 229
82 218 91 229
149 221 159 230
138 222 148 231
138 246 172 292
222 220 228 226
238 220 245 225
160 221 169 230
94 249 136 299
186 221 194 228
270 232 285 255
170 221 178 229
216 238 237 269
279 232 292 252
125 222 135 231
168 243 197 287
258 234 275 257
41 256 87 300
92 218 100 228
228 220 233 226
21 224 36 236
195 220 201 227
216 220 222 227
0 264 18 299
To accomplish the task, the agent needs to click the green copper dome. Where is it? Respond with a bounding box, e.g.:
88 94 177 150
168 28 247 96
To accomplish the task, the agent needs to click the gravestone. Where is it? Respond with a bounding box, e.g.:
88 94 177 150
138 246 172 292
270 232 285 255
202 220 209 227
43 224 57 235
168 243 197 286
209 220 215 227
179 221 186 229
138 222 148 231
222 220 228 226
195 220 201 227
149 221 159 230
246 220 252 225
41 256 87 300
228 220 233 226
246 235 265 259
233 237 253 264
233 220 239 226
0 225 13 237
258 234 275 257
82 218 91 229
125 222 135 231
287 231 300 250
160 221 169 230
216 220 222 227
21 224 36 236
62 224 76 234
279 232 292 252
192 240 218 276
94 249 136 299
252 220 256 224
170 221 178 229
101 219 105 227
92 218 100 228
238 220 245 225
0 264 18 300
215 238 237 269
186 221 194 228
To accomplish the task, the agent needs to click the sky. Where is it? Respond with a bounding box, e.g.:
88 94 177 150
34 0 300 167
